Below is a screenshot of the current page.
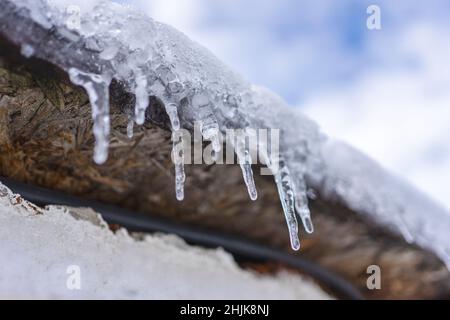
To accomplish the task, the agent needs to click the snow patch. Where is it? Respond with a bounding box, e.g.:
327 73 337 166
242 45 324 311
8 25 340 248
0 182 331 299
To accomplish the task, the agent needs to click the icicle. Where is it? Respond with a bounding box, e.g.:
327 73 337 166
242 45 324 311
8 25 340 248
200 119 221 153
162 98 184 200
294 176 314 234
272 157 301 250
234 135 257 201
191 92 221 153
240 161 257 201
165 103 180 130
127 115 134 138
174 162 185 201
259 131 308 245
172 131 185 201
134 71 149 125
68 68 111 165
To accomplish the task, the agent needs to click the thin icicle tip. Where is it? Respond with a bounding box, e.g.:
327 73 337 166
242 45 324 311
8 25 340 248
294 177 314 234
273 158 302 250
240 163 258 201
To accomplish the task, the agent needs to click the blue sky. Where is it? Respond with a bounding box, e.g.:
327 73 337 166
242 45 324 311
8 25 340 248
123 0 450 103
119 0 450 209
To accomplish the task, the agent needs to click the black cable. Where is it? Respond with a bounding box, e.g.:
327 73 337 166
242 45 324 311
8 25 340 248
1 177 364 300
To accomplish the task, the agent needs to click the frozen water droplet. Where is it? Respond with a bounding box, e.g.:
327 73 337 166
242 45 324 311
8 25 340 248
68 68 111 165
20 44 34 58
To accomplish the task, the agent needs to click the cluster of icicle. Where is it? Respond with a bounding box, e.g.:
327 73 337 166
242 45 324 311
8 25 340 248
15 0 317 250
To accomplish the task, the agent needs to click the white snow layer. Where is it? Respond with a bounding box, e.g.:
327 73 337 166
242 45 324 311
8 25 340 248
0 183 331 299
4 0 450 267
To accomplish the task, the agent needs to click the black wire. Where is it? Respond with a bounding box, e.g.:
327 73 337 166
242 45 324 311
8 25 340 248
1 177 364 300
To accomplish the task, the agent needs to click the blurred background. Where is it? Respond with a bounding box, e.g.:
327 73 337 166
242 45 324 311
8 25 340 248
118 0 450 210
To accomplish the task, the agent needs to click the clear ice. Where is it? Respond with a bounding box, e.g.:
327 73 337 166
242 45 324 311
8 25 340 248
127 116 134 139
133 71 149 126
272 157 301 250
234 134 258 201
294 176 314 234
172 131 186 201
68 68 111 165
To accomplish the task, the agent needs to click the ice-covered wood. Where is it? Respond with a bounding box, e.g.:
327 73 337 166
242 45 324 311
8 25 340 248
1 0 450 299
1 50 449 299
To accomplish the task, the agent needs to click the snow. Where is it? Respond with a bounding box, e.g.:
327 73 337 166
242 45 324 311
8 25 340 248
3 0 450 267
0 182 331 299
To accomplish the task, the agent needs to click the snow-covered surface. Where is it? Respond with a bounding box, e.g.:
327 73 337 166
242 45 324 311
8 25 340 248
2 0 450 267
0 183 331 299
